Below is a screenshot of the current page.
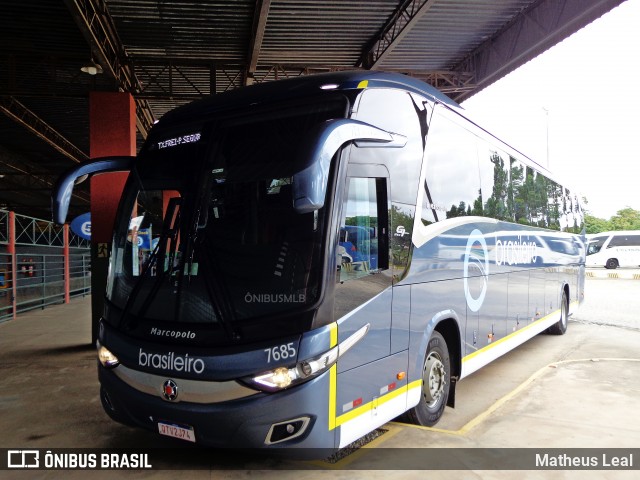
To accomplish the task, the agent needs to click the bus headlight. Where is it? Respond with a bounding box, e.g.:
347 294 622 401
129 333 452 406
245 347 338 392
243 323 369 393
97 341 120 368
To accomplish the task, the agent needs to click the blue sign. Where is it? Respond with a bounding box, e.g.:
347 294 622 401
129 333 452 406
136 228 152 250
70 212 91 240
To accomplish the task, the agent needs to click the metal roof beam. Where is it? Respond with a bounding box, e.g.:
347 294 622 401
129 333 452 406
0 53 118 99
121 59 475 99
384 70 476 97
0 96 88 164
0 145 90 207
64 0 155 138
454 0 626 102
359 0 437 69
246 0 272 85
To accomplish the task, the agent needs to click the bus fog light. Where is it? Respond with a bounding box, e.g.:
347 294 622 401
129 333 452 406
97 344 120 368
265 416 311 445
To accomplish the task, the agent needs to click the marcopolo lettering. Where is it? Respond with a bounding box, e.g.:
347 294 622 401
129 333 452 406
138 348 205 374
150 327 196 339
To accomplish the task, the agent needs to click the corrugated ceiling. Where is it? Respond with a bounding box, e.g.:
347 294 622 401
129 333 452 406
0 0 623 218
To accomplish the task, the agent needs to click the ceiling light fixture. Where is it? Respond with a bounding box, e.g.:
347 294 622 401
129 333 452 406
81 60 103 75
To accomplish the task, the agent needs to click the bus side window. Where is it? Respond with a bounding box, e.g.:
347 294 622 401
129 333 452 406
477 142 510 222
546 179 563 230
338 177 388 282
352 88 424 205
420 111 480 225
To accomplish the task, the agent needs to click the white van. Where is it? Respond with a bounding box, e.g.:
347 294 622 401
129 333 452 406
586 230 640 269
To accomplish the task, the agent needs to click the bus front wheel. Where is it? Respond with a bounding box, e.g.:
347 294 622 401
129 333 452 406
405 331 450 427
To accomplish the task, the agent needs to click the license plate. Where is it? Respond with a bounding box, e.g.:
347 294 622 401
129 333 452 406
158 421 196 443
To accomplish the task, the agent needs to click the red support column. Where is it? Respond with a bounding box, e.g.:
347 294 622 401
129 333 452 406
89 92 136 343
63 223 70 304
8 211 17 320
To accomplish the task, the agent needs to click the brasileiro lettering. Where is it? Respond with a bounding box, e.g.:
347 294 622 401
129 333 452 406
138 348 205 374
495 235 538 266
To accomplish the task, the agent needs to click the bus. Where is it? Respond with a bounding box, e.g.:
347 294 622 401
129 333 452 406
587 230 640 269
52 71 585 451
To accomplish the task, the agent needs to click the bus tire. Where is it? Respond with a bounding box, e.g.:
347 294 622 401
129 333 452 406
605 258 618 269
547 290 568 335
404 331 450 427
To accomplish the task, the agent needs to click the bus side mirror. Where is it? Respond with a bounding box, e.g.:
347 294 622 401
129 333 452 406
292 119 401 214
52 156 135 225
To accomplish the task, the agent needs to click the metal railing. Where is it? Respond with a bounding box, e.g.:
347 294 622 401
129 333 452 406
0 253 12 321
0 210 91 323
13 253 91 314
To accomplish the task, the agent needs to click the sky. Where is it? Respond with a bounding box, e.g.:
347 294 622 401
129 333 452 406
461 0 640 220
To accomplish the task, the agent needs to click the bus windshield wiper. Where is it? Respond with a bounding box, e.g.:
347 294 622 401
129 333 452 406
173 192 242 341
197 239 242 341
118 197 181 329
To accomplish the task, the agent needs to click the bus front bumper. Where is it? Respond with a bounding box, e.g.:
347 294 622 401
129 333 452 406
98 364 337 451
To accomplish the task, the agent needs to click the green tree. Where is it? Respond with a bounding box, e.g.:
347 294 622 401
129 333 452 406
508 159 524 222
484 151 509 220
583 207 640 233
584 214 611 234
471 189 483 216
609 207 640 230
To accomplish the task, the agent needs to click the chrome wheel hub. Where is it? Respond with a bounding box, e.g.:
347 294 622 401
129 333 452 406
423 352 446 407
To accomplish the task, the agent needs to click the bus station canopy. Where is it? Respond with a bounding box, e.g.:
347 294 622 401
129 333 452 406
0 0 624 219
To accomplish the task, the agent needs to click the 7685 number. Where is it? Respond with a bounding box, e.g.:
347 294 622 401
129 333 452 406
264 343 296 363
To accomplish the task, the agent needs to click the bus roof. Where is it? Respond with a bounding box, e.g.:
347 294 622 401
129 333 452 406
589 230 640 237
149 70 558 188
157 71 461 127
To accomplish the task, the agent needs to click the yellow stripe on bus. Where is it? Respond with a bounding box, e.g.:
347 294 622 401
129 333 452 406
462 301 578 364
334 380 422 428
328 299 578 431
328 322 338 431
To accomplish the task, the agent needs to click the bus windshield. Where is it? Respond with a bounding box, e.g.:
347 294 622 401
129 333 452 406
587 236 607 255
106 96 347 339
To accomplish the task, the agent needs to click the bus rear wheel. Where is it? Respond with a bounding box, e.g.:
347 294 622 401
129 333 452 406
404 331 450 427
547 290 568 335
605 258 619 269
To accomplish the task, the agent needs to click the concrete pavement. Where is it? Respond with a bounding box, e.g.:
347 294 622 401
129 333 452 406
1 277 639 478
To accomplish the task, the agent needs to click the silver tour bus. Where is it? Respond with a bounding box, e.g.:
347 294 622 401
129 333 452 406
53 71 585 450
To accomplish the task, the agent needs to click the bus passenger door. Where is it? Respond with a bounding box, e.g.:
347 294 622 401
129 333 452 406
332 165 404 446
334 165 392 371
